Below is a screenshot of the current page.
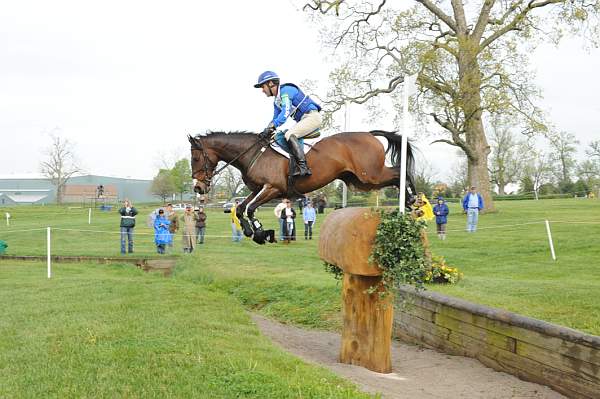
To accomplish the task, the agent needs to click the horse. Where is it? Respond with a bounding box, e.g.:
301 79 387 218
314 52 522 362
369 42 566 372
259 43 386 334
189 130 416 244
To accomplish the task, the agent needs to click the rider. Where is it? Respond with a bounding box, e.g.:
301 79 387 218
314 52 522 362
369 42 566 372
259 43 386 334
254 70 322 177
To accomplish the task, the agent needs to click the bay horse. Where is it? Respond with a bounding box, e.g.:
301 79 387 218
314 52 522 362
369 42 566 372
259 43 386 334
189 130 416 243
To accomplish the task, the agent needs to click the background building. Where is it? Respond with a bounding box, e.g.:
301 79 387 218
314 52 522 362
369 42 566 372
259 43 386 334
0 174 154 206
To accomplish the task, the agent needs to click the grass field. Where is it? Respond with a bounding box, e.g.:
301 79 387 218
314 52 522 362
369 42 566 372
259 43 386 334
0 261 371 398
1 198 599 396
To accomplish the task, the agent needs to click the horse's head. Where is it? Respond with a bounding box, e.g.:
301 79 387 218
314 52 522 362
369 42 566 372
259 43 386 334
189 135 218 194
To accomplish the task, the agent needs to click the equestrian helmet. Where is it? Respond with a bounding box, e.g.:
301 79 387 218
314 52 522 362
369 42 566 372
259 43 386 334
254 71 279 88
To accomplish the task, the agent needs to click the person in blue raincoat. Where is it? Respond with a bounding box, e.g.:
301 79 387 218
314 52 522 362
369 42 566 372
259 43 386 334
254 70 322 177
433 196 450 240
153 209 171 254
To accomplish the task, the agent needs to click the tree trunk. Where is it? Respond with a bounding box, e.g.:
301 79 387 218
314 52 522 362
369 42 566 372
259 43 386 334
497 183 506 196
55 181 63 204
458 44 495 212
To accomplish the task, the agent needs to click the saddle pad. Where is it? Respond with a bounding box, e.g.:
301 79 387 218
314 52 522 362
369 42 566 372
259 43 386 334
269 133 321 159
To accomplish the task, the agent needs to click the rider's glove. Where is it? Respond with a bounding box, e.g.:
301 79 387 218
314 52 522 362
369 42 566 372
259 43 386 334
260 122 276 139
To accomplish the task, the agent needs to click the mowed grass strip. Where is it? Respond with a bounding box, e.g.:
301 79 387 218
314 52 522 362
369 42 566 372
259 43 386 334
427 199 600 335
1 199 599 336
0 261 372 398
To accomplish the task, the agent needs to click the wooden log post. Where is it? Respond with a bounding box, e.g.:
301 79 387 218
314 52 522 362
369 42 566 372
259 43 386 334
319 208 393 373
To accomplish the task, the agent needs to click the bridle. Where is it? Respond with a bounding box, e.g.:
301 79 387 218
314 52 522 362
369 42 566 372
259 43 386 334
189 134 273 186
189 136 215 186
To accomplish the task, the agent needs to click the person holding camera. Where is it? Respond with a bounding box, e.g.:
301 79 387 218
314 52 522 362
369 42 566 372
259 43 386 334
118 199 138 254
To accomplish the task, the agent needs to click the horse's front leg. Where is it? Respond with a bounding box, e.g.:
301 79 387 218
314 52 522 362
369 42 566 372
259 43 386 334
245 184 283 244
237 192 258 237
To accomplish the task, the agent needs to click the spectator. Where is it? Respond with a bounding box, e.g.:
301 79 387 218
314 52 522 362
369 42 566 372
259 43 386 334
413 192 434 221
280 200 296 243
274 198 288 241
166 203 179 251
195 206 207 244
231 200 243 242
296 195 308 211
316 194 327 214
181 204 198 253
153 209 171 254
302 201 316 240
118 199 138 254
433 196 450 240
462 186 484 232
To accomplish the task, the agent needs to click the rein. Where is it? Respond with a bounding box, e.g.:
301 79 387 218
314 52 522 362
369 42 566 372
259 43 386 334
192 135 274 181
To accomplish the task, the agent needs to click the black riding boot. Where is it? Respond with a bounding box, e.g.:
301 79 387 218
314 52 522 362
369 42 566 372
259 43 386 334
287 136 312 177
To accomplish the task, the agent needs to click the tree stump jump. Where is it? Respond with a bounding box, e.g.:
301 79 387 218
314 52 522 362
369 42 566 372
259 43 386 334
319 207 392 373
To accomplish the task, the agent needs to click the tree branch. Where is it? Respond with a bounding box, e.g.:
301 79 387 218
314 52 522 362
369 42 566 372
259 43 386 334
415 0 458 32
472 0 496 41
479 0 563 50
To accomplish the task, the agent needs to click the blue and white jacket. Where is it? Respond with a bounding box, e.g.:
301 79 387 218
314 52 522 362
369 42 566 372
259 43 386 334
272 83 321 128
462 192 484 211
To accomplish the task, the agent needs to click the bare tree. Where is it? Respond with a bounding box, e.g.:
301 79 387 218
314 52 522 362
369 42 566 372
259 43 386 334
521 145 554 199
488 117 525 195
40 134 82 204
549 131 579 183
217 166 245 199
448 152 469 197
587 140 600 160
304 0 599 211
576 160 600 188
414 159 437 197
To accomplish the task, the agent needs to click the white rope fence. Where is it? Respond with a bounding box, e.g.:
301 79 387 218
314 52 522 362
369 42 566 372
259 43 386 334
1 217 598 278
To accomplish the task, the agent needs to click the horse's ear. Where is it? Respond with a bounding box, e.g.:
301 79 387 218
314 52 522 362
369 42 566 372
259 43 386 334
188 134 195 145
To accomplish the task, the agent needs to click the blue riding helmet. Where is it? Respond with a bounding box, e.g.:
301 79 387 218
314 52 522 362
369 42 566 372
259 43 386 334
254 71 279 88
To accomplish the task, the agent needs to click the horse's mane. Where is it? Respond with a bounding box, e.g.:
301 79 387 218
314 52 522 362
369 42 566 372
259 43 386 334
194 131 256 139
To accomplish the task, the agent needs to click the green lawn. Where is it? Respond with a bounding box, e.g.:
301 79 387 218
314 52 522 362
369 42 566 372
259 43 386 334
0 199 600 397
428 198 600 335
0 261 371 398
1 199 599 335
1 199 599 336
1 199 599 396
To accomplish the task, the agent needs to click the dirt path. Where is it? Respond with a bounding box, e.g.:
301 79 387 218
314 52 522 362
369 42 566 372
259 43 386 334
252 315 565 399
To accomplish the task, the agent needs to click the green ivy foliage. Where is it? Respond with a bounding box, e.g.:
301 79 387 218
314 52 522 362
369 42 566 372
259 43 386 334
323 209 428 297
323 262 344 280
369 209 428 297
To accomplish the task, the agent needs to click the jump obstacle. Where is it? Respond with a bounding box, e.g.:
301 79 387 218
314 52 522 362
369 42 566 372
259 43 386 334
318 207 392 373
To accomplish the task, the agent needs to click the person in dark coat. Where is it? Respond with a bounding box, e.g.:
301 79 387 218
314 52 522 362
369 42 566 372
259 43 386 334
433 196 450 240
279 200 296 243
195 206 207 244
118 199 138 254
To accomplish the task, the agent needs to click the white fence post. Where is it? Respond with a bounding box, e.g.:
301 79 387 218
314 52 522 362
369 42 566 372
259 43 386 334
88 208 92 225
47 227 52 278
5 212 9 226
545 220 556 261
399 74 417 213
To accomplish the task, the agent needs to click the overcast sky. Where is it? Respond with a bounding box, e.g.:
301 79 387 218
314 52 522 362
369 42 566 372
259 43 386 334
1 1 598 181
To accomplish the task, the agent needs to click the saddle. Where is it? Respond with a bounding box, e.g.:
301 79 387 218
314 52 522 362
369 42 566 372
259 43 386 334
269 131 320 159
269 131 321 195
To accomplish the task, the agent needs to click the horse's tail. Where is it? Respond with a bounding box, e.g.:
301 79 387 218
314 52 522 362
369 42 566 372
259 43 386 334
369 130 416 194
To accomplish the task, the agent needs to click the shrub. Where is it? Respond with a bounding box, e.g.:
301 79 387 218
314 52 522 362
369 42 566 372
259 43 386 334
425 256 463 284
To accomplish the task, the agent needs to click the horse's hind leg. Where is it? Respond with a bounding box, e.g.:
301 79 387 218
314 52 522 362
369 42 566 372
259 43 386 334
343 165 399 191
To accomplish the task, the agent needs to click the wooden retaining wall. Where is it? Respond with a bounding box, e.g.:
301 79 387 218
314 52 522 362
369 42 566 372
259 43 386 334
394 286 600 399
0 255 175 276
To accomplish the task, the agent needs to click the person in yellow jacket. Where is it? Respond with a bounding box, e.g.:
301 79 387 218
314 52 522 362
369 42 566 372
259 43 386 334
231 201 243 242
412 192 434 221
